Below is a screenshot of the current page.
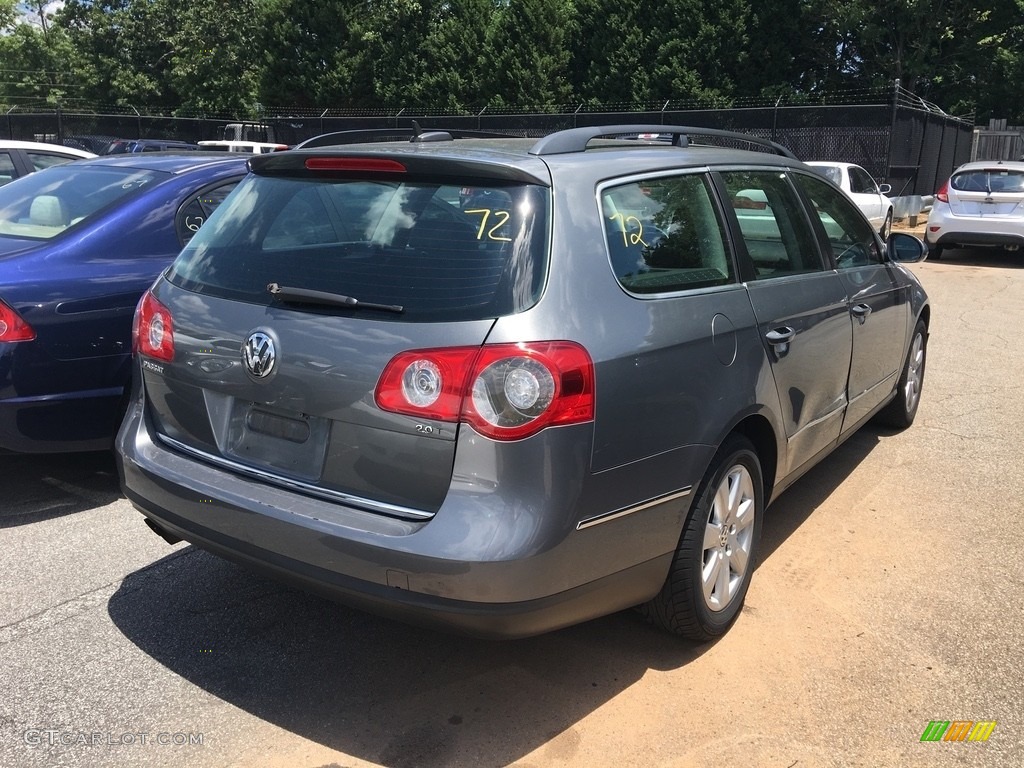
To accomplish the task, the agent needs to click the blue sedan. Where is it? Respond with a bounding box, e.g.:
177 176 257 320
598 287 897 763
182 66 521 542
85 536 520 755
0 153 249 452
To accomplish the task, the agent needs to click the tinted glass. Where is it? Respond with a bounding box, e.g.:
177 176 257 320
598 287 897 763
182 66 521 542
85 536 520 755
814 165 842 186
176 181 240 246
848 167 876 194
0 152 14 186
167 175 549 321
602 174 732 293
951 169 1024 193
793 172 882 268
0 165 162 240
720 170 822 278
26 151 80 172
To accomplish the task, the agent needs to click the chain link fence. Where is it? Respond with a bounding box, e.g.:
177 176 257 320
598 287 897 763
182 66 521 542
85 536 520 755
4 88 973 201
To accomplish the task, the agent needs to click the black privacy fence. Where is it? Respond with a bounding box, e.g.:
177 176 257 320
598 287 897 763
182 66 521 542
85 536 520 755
5 93 974 198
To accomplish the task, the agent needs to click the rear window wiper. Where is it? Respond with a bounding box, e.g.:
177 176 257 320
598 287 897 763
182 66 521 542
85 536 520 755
267 283 404 314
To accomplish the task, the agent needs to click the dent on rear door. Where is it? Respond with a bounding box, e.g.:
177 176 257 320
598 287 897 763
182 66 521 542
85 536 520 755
720 169 853 475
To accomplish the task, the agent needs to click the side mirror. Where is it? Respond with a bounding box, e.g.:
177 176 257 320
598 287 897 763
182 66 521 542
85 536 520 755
887 232 928 263
878 183 892 194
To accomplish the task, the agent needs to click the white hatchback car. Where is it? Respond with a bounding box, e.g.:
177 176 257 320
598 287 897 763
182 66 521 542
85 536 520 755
924 160 1024 259
806 161 894 237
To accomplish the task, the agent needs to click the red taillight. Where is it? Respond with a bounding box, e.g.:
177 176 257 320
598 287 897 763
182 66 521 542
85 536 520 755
375 342 595 441
304 157 406 173
935 181 949 203
133 290 174 361
0 299 35 342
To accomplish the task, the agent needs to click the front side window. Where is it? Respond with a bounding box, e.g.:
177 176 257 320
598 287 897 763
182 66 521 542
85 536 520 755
601 174 732 294
0 165 162 240
719 170 823 279
168 175 549 321
848 166 876 194
793 172 882 269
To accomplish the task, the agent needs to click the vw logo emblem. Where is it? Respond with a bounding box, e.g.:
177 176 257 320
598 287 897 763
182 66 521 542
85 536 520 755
243 331 276 378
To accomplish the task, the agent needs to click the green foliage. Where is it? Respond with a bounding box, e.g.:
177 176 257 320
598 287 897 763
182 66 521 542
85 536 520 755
0 0 1019 121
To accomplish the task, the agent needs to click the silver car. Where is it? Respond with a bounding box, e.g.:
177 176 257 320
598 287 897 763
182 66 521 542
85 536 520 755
117 125 930 640
924 159 1024 259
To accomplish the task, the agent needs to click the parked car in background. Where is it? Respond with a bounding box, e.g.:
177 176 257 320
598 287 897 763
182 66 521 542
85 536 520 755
0 153 248 453
197 140 290 153
924 160 1024 259
64 135 120 155
105 138 201 154
0 140 95 187
806 161 895 237
118 125 930 642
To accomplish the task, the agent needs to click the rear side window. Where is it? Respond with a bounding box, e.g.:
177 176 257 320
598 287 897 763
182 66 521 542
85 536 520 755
601 174 732 294
26 151 80 172
720 170 822 279
0 152 14 186
176 180 240 246
951 169 1024 193
167 175 549 321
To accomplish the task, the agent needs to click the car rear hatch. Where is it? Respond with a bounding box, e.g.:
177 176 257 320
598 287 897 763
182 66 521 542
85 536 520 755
947 167 1024 217
138 147 551 519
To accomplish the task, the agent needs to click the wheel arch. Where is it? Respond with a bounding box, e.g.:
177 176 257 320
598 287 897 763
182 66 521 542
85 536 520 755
729 413 778 502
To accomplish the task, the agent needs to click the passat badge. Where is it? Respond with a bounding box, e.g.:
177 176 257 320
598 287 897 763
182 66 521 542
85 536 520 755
243 331 276 378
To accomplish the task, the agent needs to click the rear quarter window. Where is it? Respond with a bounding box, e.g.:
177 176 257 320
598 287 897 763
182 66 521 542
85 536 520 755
167 175 550 321
601 174 733 294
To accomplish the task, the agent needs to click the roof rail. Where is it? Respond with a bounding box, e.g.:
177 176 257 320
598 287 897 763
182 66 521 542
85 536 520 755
294 127 520 150
528 125 798 160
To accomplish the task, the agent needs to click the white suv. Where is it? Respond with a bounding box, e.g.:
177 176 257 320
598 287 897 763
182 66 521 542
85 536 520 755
925 160 1024 259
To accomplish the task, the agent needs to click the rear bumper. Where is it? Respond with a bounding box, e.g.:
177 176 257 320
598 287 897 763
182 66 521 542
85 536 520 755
116 399 696 639
928 230 1024 249
0 387 122 453
925 209 1024 249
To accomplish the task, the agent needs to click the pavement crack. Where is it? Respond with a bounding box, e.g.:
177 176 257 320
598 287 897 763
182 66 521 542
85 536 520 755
0 547 197 646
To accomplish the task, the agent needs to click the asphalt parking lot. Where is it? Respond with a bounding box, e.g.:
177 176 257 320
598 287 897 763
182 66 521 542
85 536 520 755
1 244 1021 768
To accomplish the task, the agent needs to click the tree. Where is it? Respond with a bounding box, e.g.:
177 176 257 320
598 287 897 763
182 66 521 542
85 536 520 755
482 0 575 109
57 0 178 108
258 0 369 108
167 0 263 116
0 4 80 108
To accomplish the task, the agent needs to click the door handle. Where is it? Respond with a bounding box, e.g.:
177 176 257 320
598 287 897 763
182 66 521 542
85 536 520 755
765 327 795 345
850 303 872 324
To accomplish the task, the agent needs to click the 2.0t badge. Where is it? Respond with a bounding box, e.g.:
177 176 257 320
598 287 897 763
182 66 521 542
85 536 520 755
243 331 276 378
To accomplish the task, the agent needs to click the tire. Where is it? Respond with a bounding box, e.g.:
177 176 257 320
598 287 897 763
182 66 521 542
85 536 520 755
879 208 893 239
639 435 763 641
875 319 927 429
927 245 942 260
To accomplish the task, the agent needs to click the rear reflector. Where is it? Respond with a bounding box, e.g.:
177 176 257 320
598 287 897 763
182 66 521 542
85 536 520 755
304 157 407 173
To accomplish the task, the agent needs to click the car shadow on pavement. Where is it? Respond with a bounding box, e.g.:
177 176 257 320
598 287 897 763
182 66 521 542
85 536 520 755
105 427 892 767
0 450 121 528
107 545 713 767
756 427 881 564
929 247 1024 268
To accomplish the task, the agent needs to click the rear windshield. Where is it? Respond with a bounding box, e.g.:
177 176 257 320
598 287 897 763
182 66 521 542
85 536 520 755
167 175 550 321
950 169 1024 193
0 164 162 240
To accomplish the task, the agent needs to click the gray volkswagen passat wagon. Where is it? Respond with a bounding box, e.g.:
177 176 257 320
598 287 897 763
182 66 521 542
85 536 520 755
117 125 930 640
